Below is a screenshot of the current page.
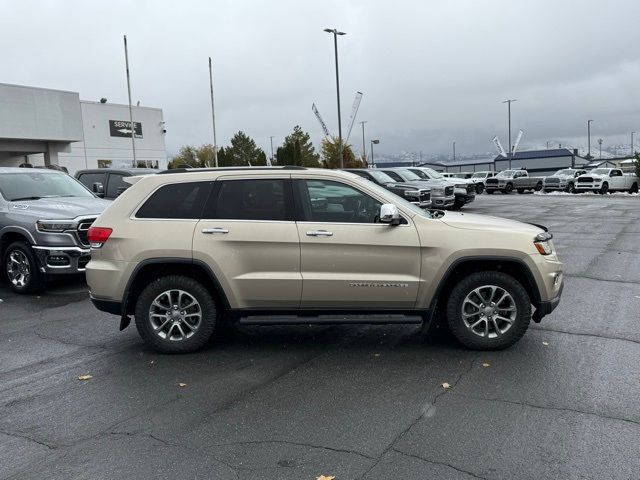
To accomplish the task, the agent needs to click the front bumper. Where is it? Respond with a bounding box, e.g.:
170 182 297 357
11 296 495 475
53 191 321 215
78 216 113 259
431 195 455 208
534 280 563 322
32 246 91 274
454 192 475 205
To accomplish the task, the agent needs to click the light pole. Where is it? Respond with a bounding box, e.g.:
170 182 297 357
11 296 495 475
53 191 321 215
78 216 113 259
123 35 137 167
359 121 367 164
598 138 603 159
502 99 517 169
269 136 274 165
453 141 456 161
631 132 636 156
587 119 594 159
370 139 380 166
324 27 346 168
208 57 219 167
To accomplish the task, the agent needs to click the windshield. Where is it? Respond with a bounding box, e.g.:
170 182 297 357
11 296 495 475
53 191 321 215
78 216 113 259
367 170 397 184
0 172 94 201
471 172 486 178
590 169 610 175
420 167 444 179
497 170 516 178
552 169 574 176
394 169 423 181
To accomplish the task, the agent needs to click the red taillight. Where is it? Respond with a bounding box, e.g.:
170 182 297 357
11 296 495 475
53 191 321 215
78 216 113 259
87 227 113 247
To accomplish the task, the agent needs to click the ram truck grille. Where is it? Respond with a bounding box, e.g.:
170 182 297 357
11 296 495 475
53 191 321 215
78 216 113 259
486 178 499 185
578 177 593 183
545 178 560 184
76 219 96 247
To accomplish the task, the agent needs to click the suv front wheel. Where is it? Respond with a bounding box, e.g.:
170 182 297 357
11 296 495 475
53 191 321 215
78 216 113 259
446 271 531 350
135 275 217 353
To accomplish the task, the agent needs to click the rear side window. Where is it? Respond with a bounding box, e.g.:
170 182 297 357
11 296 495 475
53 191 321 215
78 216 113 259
77 172 106 189
106 174 128 198
204 179 291 221
136 182 211 219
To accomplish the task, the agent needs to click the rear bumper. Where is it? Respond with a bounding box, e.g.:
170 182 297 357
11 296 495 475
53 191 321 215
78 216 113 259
90 295 122 316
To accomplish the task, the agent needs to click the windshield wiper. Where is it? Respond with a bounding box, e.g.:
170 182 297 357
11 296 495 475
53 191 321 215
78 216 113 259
10 196 43 201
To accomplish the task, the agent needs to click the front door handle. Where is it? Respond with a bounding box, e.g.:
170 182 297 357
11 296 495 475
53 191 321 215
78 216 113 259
306 230 333 237
202 227 229 234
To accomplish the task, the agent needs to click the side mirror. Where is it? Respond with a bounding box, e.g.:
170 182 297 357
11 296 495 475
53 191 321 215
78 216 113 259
380 204 401 225
92 182 105 198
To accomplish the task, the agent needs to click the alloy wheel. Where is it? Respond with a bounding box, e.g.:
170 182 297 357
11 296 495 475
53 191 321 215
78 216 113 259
461 285 517 338
149 289 202 341
6 250 30 288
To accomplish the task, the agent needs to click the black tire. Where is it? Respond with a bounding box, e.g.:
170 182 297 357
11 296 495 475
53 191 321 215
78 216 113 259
534 182 543 191
566 182 575 193
134 275 217 353
542 189 550 193
599 182 609 195
486 189 494 194
475 183 484 194
3 241 45 294
630 183 638 194
504 183 514 193
517 188 524 194
446 271 531 350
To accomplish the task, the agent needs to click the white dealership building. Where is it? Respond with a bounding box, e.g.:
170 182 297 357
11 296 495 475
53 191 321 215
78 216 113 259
0 83 167 174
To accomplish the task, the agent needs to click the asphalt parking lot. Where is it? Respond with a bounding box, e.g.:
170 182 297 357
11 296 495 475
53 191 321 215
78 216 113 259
1 193 639 480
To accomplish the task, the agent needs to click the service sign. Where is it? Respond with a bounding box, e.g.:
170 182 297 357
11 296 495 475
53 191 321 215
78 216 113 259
109 120 143 139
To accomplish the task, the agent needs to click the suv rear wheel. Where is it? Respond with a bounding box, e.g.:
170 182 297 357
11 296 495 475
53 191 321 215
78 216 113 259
446 271 531 350
3 241 45 294
134 275 217 353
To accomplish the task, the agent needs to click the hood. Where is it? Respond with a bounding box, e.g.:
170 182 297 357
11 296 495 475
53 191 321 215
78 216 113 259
440 211 544 235
9 196 110 220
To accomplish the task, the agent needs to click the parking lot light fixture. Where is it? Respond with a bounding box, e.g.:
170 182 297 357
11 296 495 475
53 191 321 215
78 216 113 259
587 119 594 159
324 27 346 168
370 139 380 166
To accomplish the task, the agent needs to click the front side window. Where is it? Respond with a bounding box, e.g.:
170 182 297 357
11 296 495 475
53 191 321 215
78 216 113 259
0 172 94 201
205 179 289 221
382 170 404 182
296 179 382 223
136 182 211 219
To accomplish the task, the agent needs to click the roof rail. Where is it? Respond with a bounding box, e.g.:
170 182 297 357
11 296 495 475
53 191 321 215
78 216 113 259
158 166 307 174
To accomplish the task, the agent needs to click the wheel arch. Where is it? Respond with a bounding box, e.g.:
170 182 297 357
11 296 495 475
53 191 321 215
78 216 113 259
0 228 35 257
122 258 231 316
428 256 541 315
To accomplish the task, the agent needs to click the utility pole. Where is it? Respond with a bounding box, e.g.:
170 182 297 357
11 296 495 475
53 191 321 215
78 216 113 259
324 28 346 167
359 121 367 163
269 136 274 165
208 57 219 167
598 138 603 159
587 119 594 159
453 141 456 161
631 132 636 156
502 99 517 169
123 35 137 167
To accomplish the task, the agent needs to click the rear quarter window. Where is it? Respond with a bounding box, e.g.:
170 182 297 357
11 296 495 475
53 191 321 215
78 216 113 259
136 182 212 219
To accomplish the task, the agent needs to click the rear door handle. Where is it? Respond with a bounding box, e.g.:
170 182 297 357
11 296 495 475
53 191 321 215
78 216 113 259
202 228 229 234
306 230 333 237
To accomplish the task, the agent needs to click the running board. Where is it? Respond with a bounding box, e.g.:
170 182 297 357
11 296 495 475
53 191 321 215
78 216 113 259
238 314 423 326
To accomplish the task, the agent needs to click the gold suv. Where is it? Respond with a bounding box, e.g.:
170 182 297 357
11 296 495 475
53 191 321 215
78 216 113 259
86 167 563 353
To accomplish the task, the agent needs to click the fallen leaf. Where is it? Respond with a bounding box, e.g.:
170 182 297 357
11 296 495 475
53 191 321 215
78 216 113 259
150 361 154 364
441 382 451 390
316 476 335 480
373 353 380 357
542 341 549 346
482 363 490 368
78 375 93 381
178 383 187 388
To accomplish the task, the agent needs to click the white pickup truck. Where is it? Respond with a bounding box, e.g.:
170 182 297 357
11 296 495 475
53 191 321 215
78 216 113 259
575 168 639 194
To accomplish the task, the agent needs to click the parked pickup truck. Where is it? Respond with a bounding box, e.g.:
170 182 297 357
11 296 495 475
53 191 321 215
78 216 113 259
542 169 587 193
75 168 158 200
344 169 431 208
485 169 544 194
407 167 476 209
378 168 456 209
575 168 639 194
0 168 109 293
469 171 498 194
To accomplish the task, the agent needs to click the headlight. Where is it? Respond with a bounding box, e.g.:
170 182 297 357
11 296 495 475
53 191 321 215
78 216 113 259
36 220 76 233
534 232 553 255
432 187 444 195
403 190 418 198
455 183 466 189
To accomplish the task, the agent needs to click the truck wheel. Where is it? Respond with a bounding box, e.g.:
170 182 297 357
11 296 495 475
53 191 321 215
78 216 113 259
599 182 609 195
486 189 494 194
475 183 484 194
505 183 514 193
135 275 217 354
446 271 531 350
566 183 575 193
3 241 45 294
630 183 638 194
534 182 543 191
517 188 524 194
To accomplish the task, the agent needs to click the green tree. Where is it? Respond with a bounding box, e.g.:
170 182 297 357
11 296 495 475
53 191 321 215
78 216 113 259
320 136 361 169
279 126 320 167
217 146 229 167
225 131 266 166
635 153 640 179
168 145 199 169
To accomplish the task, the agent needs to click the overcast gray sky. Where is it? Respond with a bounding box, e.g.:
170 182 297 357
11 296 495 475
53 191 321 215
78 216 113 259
2 0 640 159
